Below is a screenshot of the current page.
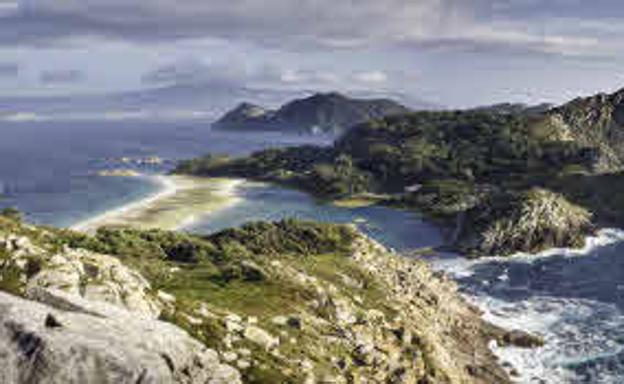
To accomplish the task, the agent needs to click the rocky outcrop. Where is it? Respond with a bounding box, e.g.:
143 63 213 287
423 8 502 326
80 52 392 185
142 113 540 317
0 226 241 384
0 234 161 318
0 216 539 382
346 236 515 383
0 290 240 384
547 88 624 172
170 232 536 383
457 188 594 256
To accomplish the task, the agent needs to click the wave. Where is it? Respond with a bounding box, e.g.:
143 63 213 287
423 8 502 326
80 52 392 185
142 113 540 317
430 229 624 383
506 228 624 261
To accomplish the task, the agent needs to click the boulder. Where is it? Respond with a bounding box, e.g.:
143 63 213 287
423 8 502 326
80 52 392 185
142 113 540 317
0 290 241 384
3 242 161 318
243 326 279 351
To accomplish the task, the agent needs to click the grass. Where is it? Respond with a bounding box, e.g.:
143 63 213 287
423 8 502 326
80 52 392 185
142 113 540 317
0 215 412 382
299 252 397 318
163 266 314 317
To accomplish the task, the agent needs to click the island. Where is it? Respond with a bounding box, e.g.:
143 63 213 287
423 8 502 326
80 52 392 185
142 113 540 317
212 92 412 134
176 86 624 257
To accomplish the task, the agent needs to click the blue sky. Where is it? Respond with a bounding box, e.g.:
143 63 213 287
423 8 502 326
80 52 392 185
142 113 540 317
1 0 624 114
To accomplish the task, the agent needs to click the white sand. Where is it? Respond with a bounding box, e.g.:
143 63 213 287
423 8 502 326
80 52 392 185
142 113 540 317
71 174 244 234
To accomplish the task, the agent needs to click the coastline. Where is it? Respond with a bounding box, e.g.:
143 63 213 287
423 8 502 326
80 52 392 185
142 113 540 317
428 227 624 383
71 174 244 233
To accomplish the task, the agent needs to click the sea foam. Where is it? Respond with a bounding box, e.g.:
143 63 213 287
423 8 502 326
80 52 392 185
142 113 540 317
430 229 624 383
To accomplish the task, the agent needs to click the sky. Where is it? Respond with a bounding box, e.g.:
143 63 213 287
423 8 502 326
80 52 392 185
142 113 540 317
2 0 624 118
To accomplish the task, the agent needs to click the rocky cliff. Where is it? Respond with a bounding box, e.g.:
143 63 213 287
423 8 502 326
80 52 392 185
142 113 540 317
0 215 540 382
547 88 624 172
455 188 594 257
0 226 241 384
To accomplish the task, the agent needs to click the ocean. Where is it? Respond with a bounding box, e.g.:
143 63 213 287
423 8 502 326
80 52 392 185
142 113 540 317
1 118 624 383
0 119 329 227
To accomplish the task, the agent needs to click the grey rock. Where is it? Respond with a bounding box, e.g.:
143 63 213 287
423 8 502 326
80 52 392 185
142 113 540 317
243 326 279 351
0 291 241 384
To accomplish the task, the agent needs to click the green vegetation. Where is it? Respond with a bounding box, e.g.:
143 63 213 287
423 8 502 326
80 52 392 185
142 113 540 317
0 208 22 223
336 111 595 190
0 216 365 381
176 109 613 256
178 111 597 199
50 219 355 287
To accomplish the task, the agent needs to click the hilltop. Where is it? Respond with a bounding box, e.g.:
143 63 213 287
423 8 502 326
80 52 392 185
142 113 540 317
212 92 411 134
0 212 539 382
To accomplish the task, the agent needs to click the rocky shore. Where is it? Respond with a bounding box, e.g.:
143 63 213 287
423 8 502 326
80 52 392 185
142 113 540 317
0 214 541 382
448 188 595 257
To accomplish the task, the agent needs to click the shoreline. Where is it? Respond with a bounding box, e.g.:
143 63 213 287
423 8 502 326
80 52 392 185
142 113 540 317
429 227 624 383
71 174 244 234
70 174 177 233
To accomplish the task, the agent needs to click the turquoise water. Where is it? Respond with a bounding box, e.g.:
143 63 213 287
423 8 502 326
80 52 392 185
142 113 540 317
185 182 443 251
0 120 330 226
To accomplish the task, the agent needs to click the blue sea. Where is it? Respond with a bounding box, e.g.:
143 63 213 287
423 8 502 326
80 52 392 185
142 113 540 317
0 120 330 227
1 118 624 383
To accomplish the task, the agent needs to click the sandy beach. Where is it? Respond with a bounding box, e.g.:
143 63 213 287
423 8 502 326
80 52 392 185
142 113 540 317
71 175 244 233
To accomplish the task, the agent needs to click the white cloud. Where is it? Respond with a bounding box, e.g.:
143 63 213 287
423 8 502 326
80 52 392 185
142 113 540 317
0 62 18 77
40 69 84 84
1 0 620 58
353 71 388 84
141 59 246 87
0 0 17 15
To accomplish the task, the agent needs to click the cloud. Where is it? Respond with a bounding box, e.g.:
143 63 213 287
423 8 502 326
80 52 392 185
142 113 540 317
141 59 398 96
0 62 18 77
141 59 245 88
352 71 388 84
0 0 621 57
39 69 85 84
0 1 16 17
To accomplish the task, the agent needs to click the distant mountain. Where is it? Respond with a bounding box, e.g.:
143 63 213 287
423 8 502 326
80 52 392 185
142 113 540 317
213 92 411 134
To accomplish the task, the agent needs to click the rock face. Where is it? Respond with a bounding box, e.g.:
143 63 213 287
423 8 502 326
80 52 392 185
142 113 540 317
547 88 624 172
0 216 537 382
0 290 240 384
213 92 411 134
0 227 241 384
0 234 161 318
346 236 514 383
187 233 525 383
457 188 594 256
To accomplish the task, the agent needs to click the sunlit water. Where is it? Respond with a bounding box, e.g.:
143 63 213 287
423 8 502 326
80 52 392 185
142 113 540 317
2 119 624 383
0 119 331 226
